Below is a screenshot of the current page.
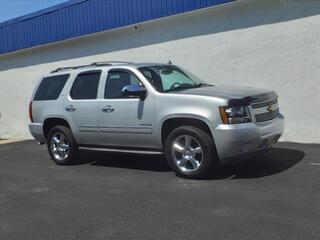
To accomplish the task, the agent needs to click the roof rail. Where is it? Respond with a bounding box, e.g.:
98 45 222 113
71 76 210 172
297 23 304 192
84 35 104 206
51 67 72 73
91 61 133 66
51 61 133 73
51 64 94 73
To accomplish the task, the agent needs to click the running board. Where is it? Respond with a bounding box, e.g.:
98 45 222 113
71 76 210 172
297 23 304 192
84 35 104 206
79 146 164 155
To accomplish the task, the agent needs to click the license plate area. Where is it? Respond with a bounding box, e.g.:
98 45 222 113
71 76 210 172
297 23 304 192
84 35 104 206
258 134 281 150
258 139 269 150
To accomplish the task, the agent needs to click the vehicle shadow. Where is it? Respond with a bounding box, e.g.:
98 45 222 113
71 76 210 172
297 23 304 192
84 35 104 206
210 147 305 180
79 152 171 172
77 146 305 178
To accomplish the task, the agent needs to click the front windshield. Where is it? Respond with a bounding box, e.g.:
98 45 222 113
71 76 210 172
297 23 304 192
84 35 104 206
138 65 209 92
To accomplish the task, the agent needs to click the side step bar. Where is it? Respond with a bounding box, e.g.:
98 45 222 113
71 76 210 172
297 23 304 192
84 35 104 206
79 146 163 155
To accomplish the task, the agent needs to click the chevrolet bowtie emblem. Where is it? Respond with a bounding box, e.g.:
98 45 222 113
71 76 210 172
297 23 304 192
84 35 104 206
267 105 273 112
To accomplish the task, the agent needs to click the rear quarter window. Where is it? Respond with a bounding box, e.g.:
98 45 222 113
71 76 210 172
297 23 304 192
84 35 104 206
33 74 69 101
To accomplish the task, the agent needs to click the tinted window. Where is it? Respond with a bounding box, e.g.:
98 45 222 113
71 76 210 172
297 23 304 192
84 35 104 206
34 74 69 100
105 70 140 98
70 71 101 99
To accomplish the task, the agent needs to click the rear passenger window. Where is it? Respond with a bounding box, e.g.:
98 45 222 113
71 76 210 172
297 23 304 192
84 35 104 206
70 71 101 99
34 74 69 101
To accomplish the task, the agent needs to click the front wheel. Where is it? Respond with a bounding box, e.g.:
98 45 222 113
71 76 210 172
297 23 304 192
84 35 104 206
165 126 218 179
47 126 79 165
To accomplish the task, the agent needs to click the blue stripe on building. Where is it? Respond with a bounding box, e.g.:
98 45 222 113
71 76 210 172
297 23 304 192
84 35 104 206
0 0 236 55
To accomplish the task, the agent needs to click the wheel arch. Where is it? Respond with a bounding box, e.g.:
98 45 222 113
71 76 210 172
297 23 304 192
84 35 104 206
160 116 214 148
43 117 71 139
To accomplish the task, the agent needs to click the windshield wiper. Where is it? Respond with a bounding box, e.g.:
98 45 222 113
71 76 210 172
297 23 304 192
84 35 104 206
165 83 196 92
165 83 213 92
195 83 214 88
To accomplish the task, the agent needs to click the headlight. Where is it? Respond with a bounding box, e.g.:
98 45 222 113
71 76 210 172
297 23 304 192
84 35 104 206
219 106 251 124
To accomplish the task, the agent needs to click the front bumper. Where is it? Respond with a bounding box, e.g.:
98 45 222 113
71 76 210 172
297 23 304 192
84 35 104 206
28 123 45 144
212 114 284 164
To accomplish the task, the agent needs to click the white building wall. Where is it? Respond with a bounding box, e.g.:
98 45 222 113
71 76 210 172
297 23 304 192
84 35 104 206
0 0 319 142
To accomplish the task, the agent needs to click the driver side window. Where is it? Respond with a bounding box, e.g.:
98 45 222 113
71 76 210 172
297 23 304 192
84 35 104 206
105 70 140 99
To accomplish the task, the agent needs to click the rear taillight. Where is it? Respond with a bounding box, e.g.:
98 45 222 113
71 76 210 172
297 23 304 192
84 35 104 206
29 101 33 122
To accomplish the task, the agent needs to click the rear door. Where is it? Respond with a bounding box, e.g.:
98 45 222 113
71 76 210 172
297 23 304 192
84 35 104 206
64 70 102 145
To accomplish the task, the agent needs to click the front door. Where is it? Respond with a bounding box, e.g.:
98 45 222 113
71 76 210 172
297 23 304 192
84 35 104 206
99 69 155 148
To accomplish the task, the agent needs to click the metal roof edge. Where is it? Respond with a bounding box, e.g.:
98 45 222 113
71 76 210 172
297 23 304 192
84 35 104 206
0 0 87 28
0 0 241 58
0 0 240 57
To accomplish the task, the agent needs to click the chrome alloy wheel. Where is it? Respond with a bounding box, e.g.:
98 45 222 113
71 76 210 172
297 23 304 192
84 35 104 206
171 135 203 173
50 132 69 161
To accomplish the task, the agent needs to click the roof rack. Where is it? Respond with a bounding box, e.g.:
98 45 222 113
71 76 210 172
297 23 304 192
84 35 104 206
92 61 133 66
51 61 133 73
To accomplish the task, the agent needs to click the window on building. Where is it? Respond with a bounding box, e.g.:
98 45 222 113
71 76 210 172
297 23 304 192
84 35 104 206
105 70 140 99
70 71 101 99
33 74 69 101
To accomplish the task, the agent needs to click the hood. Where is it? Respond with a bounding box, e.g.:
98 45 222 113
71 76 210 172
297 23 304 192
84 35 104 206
175 85 277 105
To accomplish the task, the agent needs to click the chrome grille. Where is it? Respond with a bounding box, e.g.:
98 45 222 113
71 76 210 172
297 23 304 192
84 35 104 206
255 109 279 122
252 98 278 109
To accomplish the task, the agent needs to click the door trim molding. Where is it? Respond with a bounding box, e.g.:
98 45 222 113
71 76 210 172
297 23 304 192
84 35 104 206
79 146 163 155
100 126 152 134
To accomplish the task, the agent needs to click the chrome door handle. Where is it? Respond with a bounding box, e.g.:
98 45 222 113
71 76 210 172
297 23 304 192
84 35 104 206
65 105 76 112
102 105 114 112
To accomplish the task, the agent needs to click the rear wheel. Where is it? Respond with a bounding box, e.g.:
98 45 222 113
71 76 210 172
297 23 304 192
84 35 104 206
47 126 79 165
165 126 218 179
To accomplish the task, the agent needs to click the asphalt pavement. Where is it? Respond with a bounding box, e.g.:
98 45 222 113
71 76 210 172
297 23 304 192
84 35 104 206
0 140 319 240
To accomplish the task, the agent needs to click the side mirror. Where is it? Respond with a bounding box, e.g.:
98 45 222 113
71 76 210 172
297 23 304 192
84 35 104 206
121 84 146 99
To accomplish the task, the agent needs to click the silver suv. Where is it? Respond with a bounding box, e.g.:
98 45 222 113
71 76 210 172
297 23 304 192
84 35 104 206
29 61 284 178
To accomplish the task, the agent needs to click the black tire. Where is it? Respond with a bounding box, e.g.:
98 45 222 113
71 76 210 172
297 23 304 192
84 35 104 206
47 126 79 165
165 126 218 179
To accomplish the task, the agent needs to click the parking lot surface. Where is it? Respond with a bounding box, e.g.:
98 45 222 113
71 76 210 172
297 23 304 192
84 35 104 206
0 140 319 240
